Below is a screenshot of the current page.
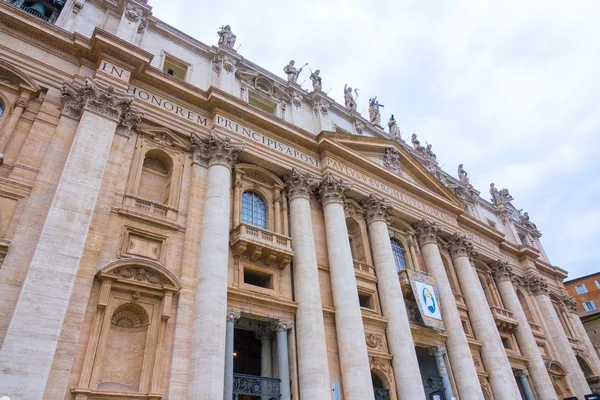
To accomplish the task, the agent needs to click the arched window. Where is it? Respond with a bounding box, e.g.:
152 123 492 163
390 238 408 271
0 101 4 118
242 191 267 229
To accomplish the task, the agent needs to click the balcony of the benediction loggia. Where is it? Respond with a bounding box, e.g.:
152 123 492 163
230 223 294 270
4 0 64 24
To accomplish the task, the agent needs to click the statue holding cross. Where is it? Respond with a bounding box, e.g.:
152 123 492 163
217 25 236 49
369 97 384 125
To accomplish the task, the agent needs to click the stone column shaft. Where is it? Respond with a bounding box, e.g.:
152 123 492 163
224 309 240 400
430 347 455 400
189 132 243 400
447 235 521 400
516 370 535 400
526 275 591 399
284 169 332 400
0 95 28 163
491 261 557 400
414 220 484 400
319 173 374 400
364 196 426 400
275 320 293 400
0 78 133 400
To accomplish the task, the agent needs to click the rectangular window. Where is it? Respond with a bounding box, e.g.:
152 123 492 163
248 92 277 115
162 55 188 80
584 301 596 312
576 284 588 295
243 268 273 290
595 280 600 289
501 337 512 350
358 292 374 310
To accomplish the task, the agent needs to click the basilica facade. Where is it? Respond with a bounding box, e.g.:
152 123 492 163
0 1 597 400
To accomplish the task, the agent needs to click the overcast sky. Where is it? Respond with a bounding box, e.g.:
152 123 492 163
149 0 600 280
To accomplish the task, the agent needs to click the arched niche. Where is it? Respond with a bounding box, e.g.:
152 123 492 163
546 360 572 398
73 258 181 400
369 356 398 400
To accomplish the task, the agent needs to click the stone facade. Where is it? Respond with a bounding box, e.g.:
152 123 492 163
0 1 597 399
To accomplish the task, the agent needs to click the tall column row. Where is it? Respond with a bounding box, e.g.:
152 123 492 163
445 233 522 400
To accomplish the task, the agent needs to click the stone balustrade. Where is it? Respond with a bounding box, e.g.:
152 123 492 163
353 260 376 276
230 223 293 269
490 306 519 333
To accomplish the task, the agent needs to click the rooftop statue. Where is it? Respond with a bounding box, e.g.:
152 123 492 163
217 25 236 49
283 60 307 84
344 84 357 112
411 133 426 154
369 97 384 125
309 69 322 91
490 183 514 206
519 211 539 231
388 114 400 141
458 164 469 185
426 143 437 162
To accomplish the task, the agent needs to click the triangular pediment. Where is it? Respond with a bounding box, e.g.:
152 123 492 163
138 125 189 151
318 133 465 213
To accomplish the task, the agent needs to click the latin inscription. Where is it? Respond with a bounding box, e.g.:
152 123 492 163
99 60 131 82
326 157 456 226
215 115 321 168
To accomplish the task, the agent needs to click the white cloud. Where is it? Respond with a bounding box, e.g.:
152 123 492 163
149 0 600 278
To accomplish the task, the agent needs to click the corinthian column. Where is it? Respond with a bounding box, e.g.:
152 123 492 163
318 173 374 400
413 220 484 400
0 77 135 400
563 295 600 375
524 275 591 398
363 195 426 400
445 233 521 400
490 260 557 400
284 168 332 400
189 131 244 400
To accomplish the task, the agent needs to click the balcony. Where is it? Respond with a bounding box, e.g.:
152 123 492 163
5 0 62 24
354 260 375 275
230 223 293 269
232 373 280 399
490 306 519 333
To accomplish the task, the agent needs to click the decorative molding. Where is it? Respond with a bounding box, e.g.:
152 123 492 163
317 172 351 206
312 97 330 116
362 195 391 224
112 266 162 285
370 356 391 374
413 219 439 246
354 120 365 135
514 369 529 378
116 110 143 137
124 3 143 22
274 319 293 332
61 77 133 122
365 333 385 351
191 130 244 168
226 308 241 322
524 274 549 296
284 168 318 201
381 147 402 175
490 260 514 283
445 233 477 261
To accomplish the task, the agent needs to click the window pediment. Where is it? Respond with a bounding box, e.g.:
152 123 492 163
97 258 182 292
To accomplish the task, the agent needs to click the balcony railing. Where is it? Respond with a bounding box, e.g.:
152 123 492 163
353 260 375 275
490 306 519 333
232 373 280 398
422 375 445 391
230 223 293 269
5 0 60 23
374 388 391 400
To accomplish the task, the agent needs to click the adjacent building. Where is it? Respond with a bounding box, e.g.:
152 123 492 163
0 0 598 399
566 273 600 362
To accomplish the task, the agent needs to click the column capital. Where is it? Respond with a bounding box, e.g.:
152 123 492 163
226 308 241 322
562 295 578 313
428 346 446 357
515 369 529 378
61 77 133 121
362 195 391 224
273 319 294 332
256 324 273 340
284 168 318 200
490 260 514 283
116 110 144 137
523 274 549 296
15 96 29 109
317 172 351 206
413 219 439 246
445 233 477 261
191 130 244 168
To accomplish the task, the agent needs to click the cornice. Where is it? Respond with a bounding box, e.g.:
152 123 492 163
457 214 505 243
226 287 298 313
